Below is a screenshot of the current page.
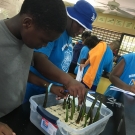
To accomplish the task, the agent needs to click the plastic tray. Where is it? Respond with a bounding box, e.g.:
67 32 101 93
29 93 113 135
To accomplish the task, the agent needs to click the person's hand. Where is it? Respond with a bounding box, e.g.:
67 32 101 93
80 64 85 71
50 85 68 99
0 122 15 135
129 85 135 93
64 79 86 105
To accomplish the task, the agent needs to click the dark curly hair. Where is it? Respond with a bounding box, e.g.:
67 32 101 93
19 0 67 33
84 35 99 49
81 31 91 41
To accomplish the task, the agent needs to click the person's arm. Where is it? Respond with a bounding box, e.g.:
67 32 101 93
78 47 89 70
80 59 90 71
80 59 86 64
28 71 67 98
33 52 86 104
103 55 113 78
28 71 49 87
0 122 15 135
109 59 135 92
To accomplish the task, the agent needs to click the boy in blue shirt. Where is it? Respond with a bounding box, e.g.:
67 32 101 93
74 36 99 75
24 0 97 104
105 53 135 99
78 41 113 91
68 31 91 74
76 39 120 91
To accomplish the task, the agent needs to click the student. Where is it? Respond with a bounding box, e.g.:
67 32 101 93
104 53 135 99
80 40 114 91
24 0 97 104
68 31 91 74
102 40 120 77
0 0 67 134
74 35 99 75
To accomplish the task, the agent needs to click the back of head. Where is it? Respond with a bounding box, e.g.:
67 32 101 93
81 31 91 41
19 0 67 33
110 40 120 51
84 35 99 49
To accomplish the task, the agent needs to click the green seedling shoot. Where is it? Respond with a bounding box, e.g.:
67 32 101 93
87 95 99 120
77 105 80 112
88 109 93 125
81 103 86 121
65 103 68 122
83 114 87 128
67 95 71 109
93 97 103 123
76 91 88 124
63 99 66 109
70 99 74 120
43 85 48 108
76 104 83 124
73 96 75 113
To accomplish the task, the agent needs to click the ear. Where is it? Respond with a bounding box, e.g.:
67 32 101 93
22 17 33 29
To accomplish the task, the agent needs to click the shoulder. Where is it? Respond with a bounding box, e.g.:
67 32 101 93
82 46 89 51
105 46 113 56
122 53 135 64
123 53 135 59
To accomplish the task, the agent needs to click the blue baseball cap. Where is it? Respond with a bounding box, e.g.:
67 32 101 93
66 0 97 31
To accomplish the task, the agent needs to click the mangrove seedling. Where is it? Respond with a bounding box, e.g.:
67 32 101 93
65 103 69 122
81 103 86 121
67 95 71 109
70 99 74 120
93 96 103 123
77 105 80 112
88 109 93 125
43 84 48 108
83 114 87 128
87 95 99 121
73 96 75 113
63 99 67 109
76 104 83 124
76 91 88 124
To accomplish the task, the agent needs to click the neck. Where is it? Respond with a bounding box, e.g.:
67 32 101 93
4 14 22 40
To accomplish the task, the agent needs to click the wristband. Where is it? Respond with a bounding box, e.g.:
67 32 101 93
48 83 53 93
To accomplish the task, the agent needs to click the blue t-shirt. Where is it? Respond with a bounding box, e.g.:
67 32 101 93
105 53 135 99
74 46 89 74
75 46 113 86
30 30 73 85
94 46 113 86
118 53 135 83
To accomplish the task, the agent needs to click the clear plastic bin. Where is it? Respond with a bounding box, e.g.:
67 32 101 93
29 93 113 135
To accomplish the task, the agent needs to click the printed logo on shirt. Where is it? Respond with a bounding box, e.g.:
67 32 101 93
129 79 133 85
129 74 135 78
128 74 135 85
61 45 73 72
